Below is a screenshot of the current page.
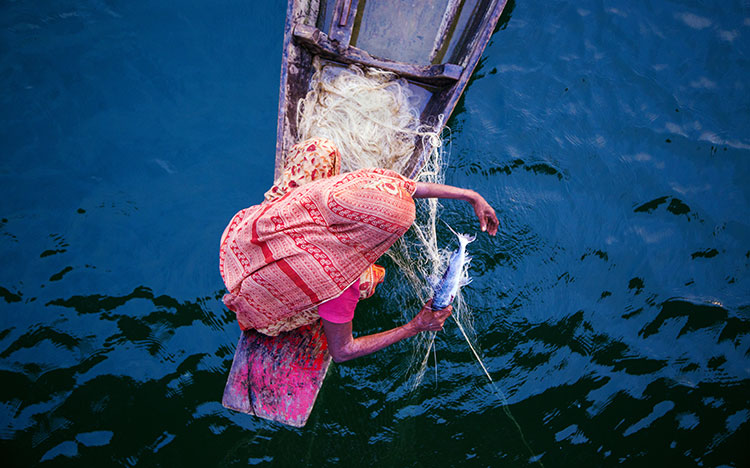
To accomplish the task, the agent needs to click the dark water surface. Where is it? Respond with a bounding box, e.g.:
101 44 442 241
2 1 749 466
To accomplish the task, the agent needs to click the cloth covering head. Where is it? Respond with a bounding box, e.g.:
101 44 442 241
264 138 341 203
219 138 414 335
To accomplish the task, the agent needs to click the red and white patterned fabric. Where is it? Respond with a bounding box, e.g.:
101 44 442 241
220 157 416 335
263 138 341 203
357 263 385 300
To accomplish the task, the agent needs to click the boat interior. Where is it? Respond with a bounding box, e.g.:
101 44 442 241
276 0 505 176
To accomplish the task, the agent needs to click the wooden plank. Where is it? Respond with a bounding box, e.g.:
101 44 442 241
293 23 463 86
275 0 319 179
329 0 359 46
338 0 352 26
429 0 465 63
222 321 331 428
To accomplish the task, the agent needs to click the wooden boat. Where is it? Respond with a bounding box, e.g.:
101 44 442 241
223 0 509 428
276 0 510 178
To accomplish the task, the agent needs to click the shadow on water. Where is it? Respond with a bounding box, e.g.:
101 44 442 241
475 290 750 463
0 285 247 466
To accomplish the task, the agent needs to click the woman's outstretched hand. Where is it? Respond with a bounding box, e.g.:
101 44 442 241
412 182 499 236
409 300 453 333
468 191 499 236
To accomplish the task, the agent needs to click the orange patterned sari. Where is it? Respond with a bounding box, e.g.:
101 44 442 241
219 138 414 335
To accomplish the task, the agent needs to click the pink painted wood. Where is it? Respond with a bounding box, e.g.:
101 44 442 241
222 320 331 427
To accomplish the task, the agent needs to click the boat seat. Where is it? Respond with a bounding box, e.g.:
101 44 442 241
292 23 463 87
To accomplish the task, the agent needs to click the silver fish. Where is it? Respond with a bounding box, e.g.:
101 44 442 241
430 232 475 310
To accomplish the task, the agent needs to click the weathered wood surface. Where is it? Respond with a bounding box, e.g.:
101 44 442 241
329 0 359 45
429 0 464 63
275 0 319 180
293 24 463 86
222 321 331 428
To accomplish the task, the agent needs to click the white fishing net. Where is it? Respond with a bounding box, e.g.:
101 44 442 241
296 61 423 174
296 60 476 386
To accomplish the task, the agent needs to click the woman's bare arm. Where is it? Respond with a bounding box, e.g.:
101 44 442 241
413 182 499 235
322 301 452 363
413 182 477 200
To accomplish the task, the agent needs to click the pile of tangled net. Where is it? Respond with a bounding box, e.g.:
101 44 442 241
296 60 477 386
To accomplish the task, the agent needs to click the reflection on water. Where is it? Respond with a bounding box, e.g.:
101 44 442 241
1 0 749 466
1 275 235 463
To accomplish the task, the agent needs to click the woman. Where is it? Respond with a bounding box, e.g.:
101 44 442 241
219 138 498 362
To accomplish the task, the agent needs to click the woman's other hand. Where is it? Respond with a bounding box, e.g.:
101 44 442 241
468 191 499 236
413 182 499 236
409 300 453 332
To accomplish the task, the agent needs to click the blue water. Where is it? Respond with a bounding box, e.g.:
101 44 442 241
1 1 749 466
